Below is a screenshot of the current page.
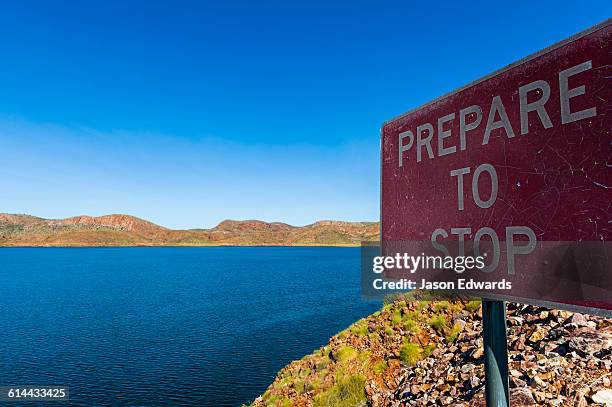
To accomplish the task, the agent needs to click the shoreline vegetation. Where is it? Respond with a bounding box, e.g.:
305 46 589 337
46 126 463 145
251 293 612 407
0 214 378 247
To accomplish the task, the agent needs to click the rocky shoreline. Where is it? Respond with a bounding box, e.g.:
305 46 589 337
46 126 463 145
252 296 612 406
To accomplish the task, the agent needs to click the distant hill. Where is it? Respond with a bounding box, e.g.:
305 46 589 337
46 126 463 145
0 214 379 246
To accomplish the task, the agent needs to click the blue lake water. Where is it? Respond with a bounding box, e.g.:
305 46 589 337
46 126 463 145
0 247 379 406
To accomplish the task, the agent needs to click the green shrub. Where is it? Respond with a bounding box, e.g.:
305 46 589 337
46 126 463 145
434 301 450 311
373 360 388 374
466 299 481 312
403 319 419 333
336 346 358 363
316 358 329 370
294 379 305 394
446 323 462 343
416 300 429 312
352 324 369 336
391 311 402 325
357 350 370 362
429 315 447 331
313 374 366 407
399 342 423 365
264 395 280 406
384 326 394 335
311 368 328 391
406 310 422 322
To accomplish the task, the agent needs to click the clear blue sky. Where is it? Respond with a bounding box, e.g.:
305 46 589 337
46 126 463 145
0 1 608 229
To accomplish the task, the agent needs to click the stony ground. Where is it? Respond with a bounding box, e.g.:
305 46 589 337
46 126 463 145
251 295 612 407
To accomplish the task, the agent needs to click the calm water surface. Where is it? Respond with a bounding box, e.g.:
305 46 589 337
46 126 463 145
0 247 379 406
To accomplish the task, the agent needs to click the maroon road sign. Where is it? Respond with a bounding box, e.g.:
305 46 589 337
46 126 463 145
381 20 611 315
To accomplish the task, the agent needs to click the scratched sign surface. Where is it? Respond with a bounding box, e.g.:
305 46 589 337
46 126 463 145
381 21 611 314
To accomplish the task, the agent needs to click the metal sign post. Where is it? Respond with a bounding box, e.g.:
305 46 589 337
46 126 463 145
482 300 509 407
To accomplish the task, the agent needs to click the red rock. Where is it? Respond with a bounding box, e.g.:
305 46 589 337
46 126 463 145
510 387 537 406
